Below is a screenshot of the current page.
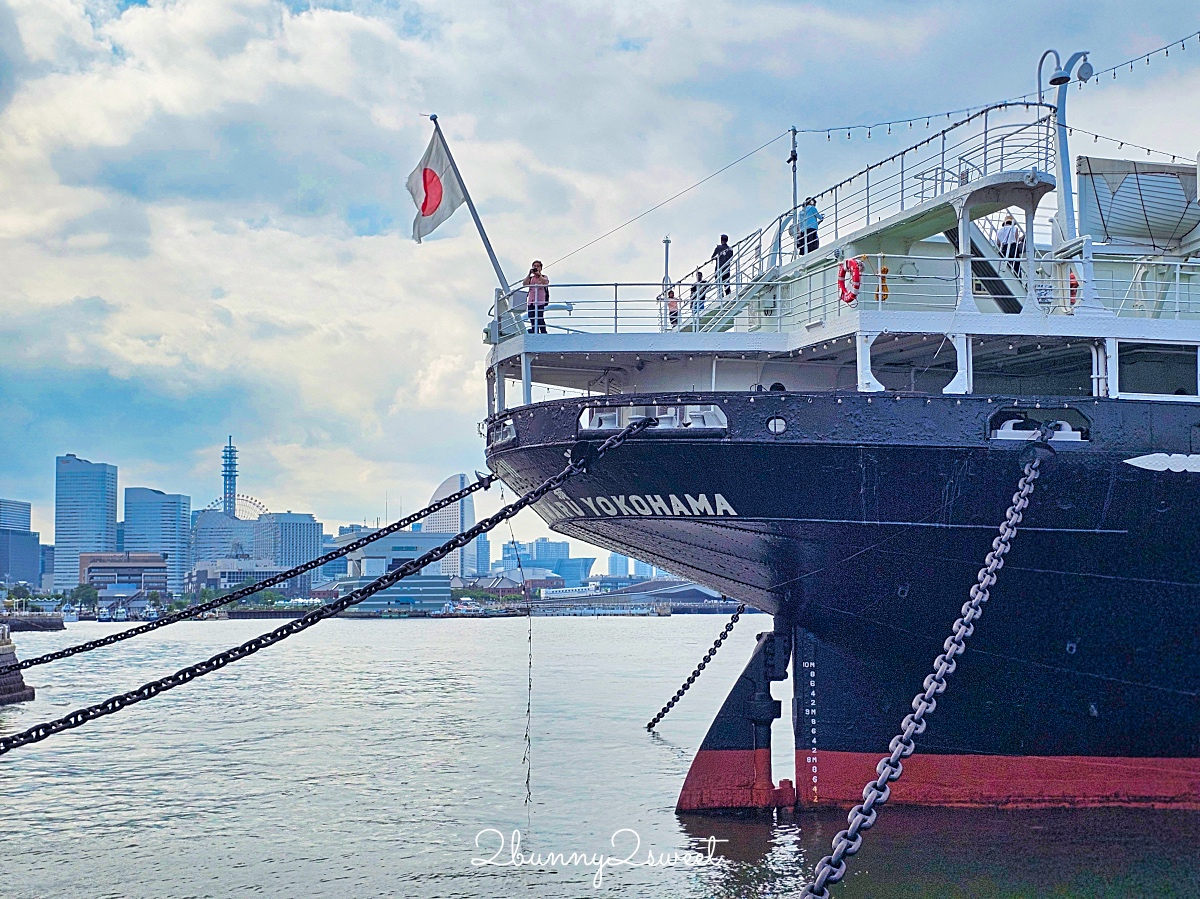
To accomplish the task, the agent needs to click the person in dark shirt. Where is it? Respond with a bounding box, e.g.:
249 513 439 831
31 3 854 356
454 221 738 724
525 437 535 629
712 235 733 296
689 270 707 315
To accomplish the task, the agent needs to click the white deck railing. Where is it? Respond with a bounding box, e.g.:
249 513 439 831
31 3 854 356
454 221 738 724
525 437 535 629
488 254 1200 342
809 104 1055 240
647 103 1058 311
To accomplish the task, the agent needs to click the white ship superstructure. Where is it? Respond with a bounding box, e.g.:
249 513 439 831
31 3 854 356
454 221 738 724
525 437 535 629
484 98 1200 418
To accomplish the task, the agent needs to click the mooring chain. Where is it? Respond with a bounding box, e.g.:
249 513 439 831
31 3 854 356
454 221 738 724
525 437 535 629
0 476 498 677
0 418 656 758
646 602 745 731
799 455 1044 899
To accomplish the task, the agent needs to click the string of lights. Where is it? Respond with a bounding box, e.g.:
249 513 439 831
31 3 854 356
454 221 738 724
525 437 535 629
1080 29 1200 85
1003 28 1200 104
1067 125 1193 164
802 27 1200 138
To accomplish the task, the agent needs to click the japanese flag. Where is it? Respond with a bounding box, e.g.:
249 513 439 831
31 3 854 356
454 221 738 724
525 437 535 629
407 130 466 243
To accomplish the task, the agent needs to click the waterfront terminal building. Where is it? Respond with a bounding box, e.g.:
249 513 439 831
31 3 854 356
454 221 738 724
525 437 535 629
323 529 453 615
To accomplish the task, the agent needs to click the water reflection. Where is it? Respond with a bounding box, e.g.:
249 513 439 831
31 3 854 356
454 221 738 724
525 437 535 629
681 806 1200 898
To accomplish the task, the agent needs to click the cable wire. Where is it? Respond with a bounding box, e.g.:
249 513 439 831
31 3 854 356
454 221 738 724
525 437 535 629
544 131 789 269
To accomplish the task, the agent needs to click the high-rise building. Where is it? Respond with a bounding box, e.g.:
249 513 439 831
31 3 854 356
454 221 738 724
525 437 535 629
0 528 39 586
608 553 629 576
0 499 32 531
54 454 118 590
124 487 192 595
258 512 322 596
500 540 533 570
40 545 55 591
426 474 476 577
633 559 653 579
530 538 570 565
0 499 38 586
191 510 259 563
474 534 490 576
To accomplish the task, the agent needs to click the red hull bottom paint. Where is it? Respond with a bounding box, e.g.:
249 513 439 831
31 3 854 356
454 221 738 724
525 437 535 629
677 749 796 812
798 750 1200 809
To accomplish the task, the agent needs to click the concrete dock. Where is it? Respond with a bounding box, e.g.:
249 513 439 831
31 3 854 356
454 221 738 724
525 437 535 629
0 624 35 706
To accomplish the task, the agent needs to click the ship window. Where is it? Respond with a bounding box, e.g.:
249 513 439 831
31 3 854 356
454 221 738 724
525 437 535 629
868 332 958 393
973 339 1092 398
1117 343 1198 396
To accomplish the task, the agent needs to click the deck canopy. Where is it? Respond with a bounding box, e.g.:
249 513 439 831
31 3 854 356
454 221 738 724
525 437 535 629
1078 156 1200 250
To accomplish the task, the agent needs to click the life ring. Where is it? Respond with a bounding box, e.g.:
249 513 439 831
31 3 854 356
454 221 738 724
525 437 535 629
1069 270 1079 305
838 257 862 304
875 263 889 302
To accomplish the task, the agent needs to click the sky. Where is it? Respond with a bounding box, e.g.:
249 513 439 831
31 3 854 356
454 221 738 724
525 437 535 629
2 0 1199 556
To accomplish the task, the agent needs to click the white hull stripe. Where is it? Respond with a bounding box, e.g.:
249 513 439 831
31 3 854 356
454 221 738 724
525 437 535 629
1123 453 1200 473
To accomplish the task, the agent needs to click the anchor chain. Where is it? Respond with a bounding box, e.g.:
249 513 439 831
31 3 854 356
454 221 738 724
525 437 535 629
646 602 745 730
800 454 1045 899
0 418 655 758
0 476 498 677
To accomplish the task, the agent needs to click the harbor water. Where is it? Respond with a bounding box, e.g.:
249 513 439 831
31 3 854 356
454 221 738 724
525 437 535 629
2 618 1198 898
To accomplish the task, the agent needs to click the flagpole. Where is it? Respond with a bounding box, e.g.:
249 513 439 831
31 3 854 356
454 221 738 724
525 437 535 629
429 114 510 292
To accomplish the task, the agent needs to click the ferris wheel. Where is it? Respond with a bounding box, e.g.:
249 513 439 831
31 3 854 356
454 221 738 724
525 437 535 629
200 494 270 521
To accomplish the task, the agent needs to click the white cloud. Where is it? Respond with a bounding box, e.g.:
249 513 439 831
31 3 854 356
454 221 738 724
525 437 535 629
2 0 1197 551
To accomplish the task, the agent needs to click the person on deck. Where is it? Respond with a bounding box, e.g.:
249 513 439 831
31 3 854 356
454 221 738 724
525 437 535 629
996 216 1024 277
664 289 679 329
523 260 549 334
690 271 707 315
712 235 733 296
799 197 823 255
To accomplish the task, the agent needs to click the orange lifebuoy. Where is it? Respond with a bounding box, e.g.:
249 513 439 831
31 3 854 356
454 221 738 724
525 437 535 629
838 257 862 304
876 263 889 302
1069 270 1079 305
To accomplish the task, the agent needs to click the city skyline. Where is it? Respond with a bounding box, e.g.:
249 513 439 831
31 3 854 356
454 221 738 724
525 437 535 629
9 448 692 592
14 443 618 570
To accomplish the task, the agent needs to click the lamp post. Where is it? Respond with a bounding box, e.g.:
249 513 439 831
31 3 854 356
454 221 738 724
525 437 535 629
1037 49 1093 242
662 235 671 293
789 126 798 237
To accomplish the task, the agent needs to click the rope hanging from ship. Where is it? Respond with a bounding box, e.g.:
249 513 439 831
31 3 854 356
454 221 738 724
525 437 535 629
0 475 499 678
799 437 1052 898
0 419 656 758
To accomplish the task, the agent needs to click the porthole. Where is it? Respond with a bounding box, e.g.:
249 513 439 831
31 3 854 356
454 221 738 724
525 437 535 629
767 416 787 435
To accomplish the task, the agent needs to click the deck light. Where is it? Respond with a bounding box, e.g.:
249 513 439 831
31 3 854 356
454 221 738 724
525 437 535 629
1049 67 1070 85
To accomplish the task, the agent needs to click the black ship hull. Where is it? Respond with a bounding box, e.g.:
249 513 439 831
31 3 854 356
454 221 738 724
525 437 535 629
486 392 1200 807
